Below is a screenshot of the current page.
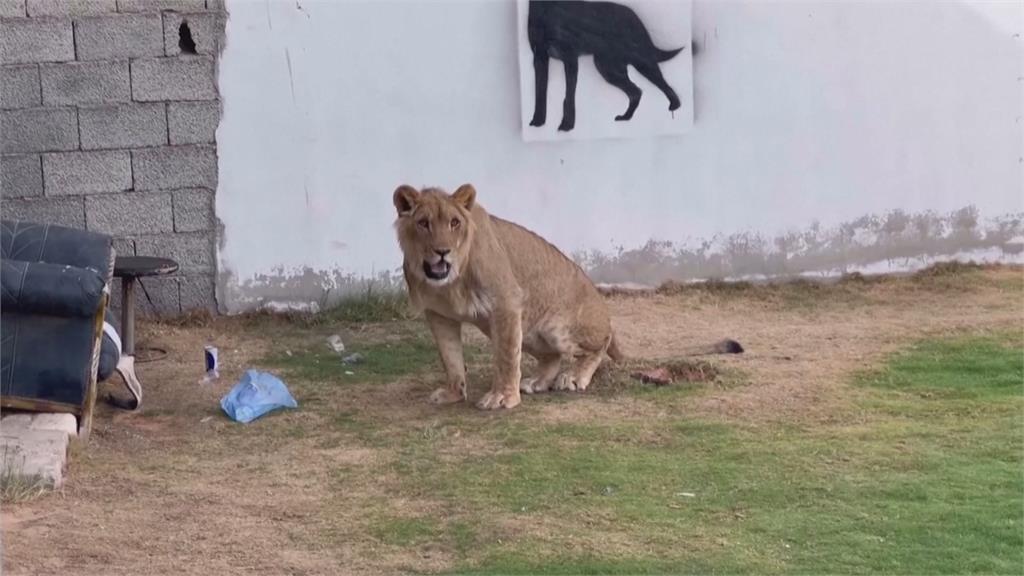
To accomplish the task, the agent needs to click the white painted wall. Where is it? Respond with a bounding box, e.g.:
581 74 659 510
216 0 1023 312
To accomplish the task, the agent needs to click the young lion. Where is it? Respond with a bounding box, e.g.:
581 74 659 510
393 183 621 410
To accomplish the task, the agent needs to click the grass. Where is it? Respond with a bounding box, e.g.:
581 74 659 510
343 331 1023 574
246 280 1022 574
263 330 438 385
1 446 51 504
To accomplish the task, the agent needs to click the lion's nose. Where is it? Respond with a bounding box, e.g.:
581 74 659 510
435 249 451 258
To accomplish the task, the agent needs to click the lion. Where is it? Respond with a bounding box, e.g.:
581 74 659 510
392 183 740 410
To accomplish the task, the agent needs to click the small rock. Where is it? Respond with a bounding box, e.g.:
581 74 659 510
344 370 355 375
326 335 345 353
342 353 364 365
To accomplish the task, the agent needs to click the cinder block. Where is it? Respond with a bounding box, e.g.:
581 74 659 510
113 236 135 258
1 154 42 198
86 191 173 235
134 275 180 316
171 187 213 231
2 196 84 228
130 56 216 102
79 102 167 150
42 150 131 195
205 0 223 11
116 0 204 12
132 145 216 190
74 13 162 61
1 412 78 437
0 17 74 64
167 101 219 144
1 65 40 109
41 60 130 105
0 107 78 153
0 0 26 18
135 231 212 273
179 274 215 311
163 11 224 56
27 0 115 16
0 428 68 488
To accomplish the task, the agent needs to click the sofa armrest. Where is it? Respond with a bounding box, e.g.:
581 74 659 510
1 260 107 318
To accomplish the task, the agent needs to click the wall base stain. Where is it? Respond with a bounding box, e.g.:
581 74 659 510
218 206 1022 313
576 206 1023 285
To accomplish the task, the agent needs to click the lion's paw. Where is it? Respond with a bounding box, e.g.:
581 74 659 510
429 387 465 405
554 372 582 392
520 377 551 395
476 390 521 410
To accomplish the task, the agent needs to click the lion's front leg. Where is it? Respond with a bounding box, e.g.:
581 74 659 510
477 307 523 410
425 310 467 404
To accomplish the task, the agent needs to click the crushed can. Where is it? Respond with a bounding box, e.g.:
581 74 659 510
200 345 220 385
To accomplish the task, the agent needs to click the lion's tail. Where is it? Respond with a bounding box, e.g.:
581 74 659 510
678 339 745 356
606 334 744 363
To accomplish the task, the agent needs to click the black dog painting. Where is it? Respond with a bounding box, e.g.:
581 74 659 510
518 0 693 141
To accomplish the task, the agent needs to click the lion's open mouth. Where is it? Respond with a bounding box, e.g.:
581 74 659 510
423 260 451 281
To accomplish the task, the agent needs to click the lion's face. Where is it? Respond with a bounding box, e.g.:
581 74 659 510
393 184 477 287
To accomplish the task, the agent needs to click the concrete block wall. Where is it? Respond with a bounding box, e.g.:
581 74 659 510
0 0 225 315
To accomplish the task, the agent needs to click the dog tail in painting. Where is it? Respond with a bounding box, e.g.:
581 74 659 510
655 45 686 62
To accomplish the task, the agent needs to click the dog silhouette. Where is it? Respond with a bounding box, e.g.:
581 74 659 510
527 0 684 132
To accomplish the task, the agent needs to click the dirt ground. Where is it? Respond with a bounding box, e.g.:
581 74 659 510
1 266 1021 575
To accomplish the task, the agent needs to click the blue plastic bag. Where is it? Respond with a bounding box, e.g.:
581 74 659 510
220 370 298 423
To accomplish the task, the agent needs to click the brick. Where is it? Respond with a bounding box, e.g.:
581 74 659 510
0 428 69 488
163 11 223 56
0 17 73 64
42 150 131 195
86 191 173 235
1 65 39 109
40 60 130 105
131 56 216 102
132 146 216 190
0 0 26 17
135 231 212 273
116 0 204 11
113 236 135 257
2 196 84 228
167 101 218 144
27 0 115 16
0 107 77 153
205 0 222 10
1 154 42 197
171 187 213 231
179 274 214 311
79 102 167 150
74 13 162 61
111 275 179 317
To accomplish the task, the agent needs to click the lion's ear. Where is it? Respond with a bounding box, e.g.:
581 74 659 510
393 185 420 216
452 184 476 210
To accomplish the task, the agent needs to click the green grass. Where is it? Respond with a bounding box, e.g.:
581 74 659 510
361 332 1023 574
321 287 414 324
263 334 438 385
1 446 51 504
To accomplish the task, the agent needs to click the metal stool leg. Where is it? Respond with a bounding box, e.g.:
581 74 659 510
121 277 135 355
111 277 142 410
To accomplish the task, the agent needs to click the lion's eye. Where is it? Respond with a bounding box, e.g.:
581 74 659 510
417 219 430 230
451 218 461 230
